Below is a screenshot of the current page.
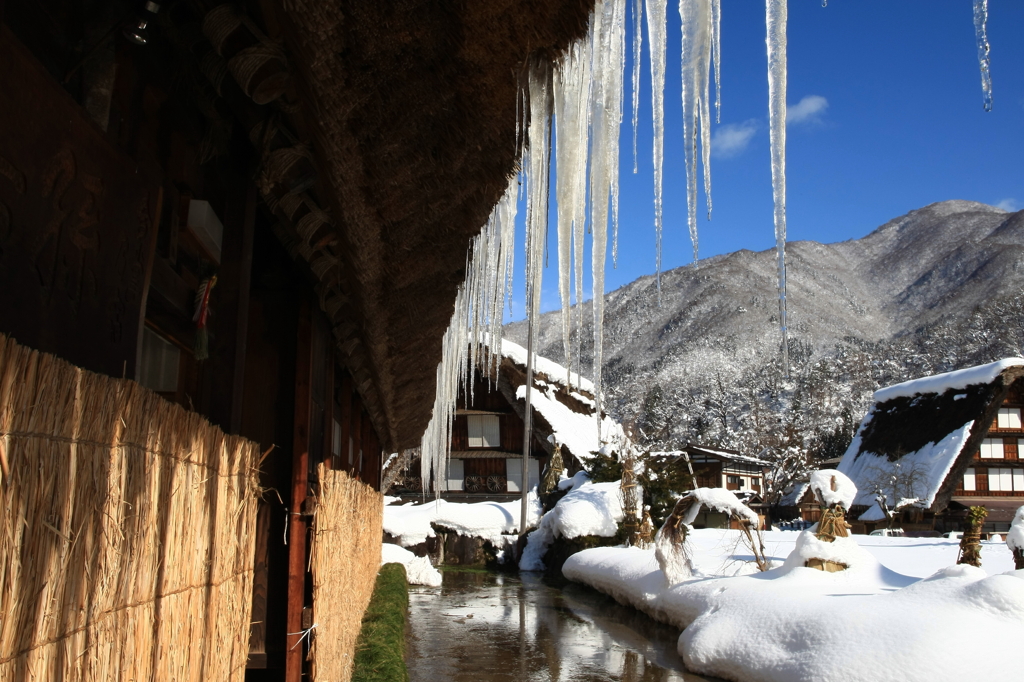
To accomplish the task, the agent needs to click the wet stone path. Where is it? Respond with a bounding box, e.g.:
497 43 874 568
405 570 719 682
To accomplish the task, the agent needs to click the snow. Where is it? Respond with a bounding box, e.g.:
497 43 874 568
683 488 758 527
872 357 1024 402
654 488 759 584
381 543 442 587
514 382 624 463
808 469 857 509
520 479 633 570
564 529 1024 682
500 338 593 393
1008 506 1024 552
382 494 542 548
858 501 886 522
840 421 974 508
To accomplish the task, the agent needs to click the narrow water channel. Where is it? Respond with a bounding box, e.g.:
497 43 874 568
405 570 720 682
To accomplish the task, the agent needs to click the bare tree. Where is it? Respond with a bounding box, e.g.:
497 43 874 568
862 458 926 529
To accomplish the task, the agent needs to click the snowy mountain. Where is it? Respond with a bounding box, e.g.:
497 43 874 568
506 200 1024 483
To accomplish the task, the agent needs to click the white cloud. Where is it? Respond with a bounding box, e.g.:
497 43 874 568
787 95 828 125
996 198 1020 212
711 119 759 159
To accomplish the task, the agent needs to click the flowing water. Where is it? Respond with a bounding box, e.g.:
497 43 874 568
405 570 721 682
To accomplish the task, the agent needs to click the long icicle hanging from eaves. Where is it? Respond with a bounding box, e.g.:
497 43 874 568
420 0 784 495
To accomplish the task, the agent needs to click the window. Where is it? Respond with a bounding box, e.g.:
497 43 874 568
998 408 1022 430
726 475 742 490
1016 469 1024 492
963 468 976 491
139 327 180 393
980 438 1004 459
989 468 1014 492
467 414 500 448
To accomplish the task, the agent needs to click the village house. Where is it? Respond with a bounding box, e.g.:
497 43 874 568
0 2 593 681
651 445 769 527
389 339 624 499
837 358 1024 536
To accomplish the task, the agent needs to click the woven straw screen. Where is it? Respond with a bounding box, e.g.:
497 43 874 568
0 334 260 681
309 465 384 682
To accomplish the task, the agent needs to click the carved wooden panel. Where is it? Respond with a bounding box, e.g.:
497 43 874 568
0 28 158 378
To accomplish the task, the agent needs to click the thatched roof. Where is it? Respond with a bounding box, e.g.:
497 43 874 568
266 1 594 451
838 359 1024 512
489 339 625 467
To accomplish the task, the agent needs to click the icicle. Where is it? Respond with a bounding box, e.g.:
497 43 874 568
589 0 627 437
555 44 591 387
632 0 644 175
766 0 789 378
611 3 627 272
647 0 667 300
679 0 717 263
974 0 993 112
712 0 721 123
420 176 518 495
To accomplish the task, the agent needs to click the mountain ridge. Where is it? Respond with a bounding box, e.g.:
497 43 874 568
505 200 1024 466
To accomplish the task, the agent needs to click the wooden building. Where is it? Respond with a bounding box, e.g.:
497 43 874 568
650 445 769 528
838 359 1024 535
392 339 620 499
0 2 594 680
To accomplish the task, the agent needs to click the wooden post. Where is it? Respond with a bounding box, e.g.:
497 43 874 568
351 395 363 479
338 374 352 473
322 346 335 468
230 183 257 433
285 300 312 682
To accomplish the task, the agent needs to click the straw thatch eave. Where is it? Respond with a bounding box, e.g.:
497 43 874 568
852 368 1024 512
260 0 594 452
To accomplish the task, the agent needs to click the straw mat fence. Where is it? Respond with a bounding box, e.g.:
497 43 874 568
309 465 384 682
0 334 261 681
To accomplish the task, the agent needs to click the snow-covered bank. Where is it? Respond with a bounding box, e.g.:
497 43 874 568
381 543 442 586
564 529 1024 682
383 494 541 547
520 477 628 570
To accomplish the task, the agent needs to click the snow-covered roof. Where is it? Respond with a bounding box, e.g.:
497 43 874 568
839 358 1024 511
492 337 625 464
873 358 1024 402
500 338 595 394
515 383 625 464
654 446 769 467
779 481 810 507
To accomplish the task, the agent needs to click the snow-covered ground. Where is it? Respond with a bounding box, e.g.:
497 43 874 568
383 494 541 547
381 543 443 586
564 528 1024 682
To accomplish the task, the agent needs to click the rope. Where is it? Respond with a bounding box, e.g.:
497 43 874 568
0 430 253 479
228 41 288 103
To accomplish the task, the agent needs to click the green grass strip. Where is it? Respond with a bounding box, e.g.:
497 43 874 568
352 563 410 682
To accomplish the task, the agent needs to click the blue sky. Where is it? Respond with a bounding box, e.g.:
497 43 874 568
507 1 1024 321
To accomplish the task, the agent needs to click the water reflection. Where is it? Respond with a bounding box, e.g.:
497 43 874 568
406 570 719 682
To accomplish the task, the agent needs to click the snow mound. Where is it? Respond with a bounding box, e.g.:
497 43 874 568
683 488 759 527
1007 507 1024 553
564 529 1024 682
808 469 857 509
520 480 629 571
782 530 873 570
383 494 541 547
381 543 442 587
873 357 1024 402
